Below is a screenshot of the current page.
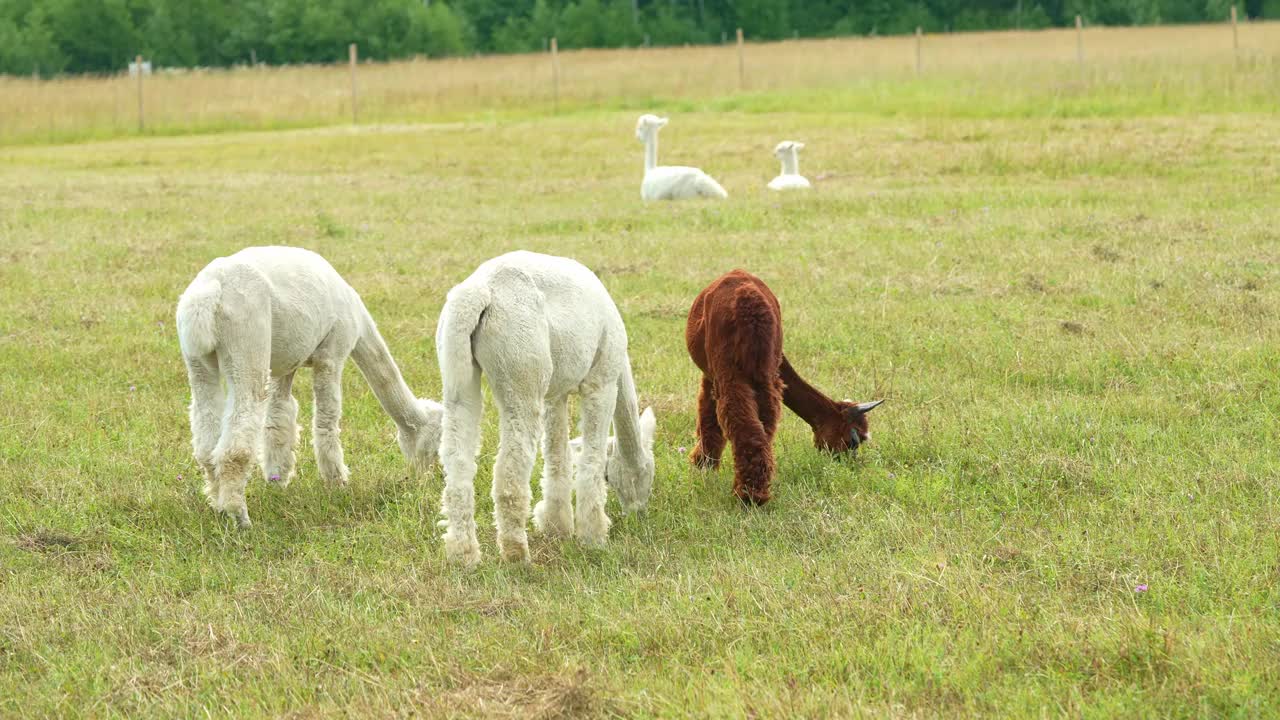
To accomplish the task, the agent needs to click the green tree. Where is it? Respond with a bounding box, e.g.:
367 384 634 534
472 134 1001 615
407 1 469 56
559 0 638 47
46 0 138 73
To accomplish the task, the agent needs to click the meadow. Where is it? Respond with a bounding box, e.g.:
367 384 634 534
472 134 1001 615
2 22 1280 718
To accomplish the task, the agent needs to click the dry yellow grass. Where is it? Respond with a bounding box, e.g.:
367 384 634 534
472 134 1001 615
1 21 1277 145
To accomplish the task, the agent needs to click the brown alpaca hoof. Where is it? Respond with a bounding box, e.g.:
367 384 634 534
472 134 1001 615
734 488 770 507
690 447 720 470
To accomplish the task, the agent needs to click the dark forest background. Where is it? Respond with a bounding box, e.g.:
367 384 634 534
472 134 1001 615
0 0 1272 76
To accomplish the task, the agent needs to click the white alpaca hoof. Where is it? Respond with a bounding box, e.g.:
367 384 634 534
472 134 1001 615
575 512 610 548
264 468 293 488
442 525 482 567
498 535 531 563
228 506 252 529
533 500 574 538
321 464 350 487
444 539 482 567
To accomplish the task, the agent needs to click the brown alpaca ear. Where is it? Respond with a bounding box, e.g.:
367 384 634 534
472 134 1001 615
844 400 884 419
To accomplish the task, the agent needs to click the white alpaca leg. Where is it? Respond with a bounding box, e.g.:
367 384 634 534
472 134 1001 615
490 393 541 563
262 372 299 487
574 385 618 547
214 362 268 528
312 361 350 487
533 396 573 538
439 376 484 566
185 356 224 509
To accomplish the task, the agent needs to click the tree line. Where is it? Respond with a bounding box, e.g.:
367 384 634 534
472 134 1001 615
0 0 1267 77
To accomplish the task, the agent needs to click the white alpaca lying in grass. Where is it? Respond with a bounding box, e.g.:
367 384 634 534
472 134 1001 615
636 114 729 201
176 246 443 528
767 141 811 191
436 251 656 565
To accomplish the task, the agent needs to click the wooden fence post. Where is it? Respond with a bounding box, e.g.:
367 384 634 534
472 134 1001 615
348 43 358 124
915 27 922 75
1075 15 1084 69
551 37 560 112
736 28 745 89
135 54 144 132
1230 5 1239 58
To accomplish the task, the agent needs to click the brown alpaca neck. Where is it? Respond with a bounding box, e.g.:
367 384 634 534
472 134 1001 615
779 355 842 429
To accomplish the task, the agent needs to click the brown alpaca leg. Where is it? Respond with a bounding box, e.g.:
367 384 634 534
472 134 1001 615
690 375 725 469
757 375 783 446
715 380 774 506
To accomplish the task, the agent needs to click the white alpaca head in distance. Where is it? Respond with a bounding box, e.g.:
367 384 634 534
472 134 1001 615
636 113 668 142
774 140 804 160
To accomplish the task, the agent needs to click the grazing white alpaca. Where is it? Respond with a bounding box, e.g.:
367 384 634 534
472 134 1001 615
636 114 729 201
176 246 443 528
436 251 656 565
767 141 811 191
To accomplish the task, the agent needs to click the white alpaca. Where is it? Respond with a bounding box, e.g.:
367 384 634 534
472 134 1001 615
436 251 656 565
767 141 811 191
636 114 729 201
176 246 443 528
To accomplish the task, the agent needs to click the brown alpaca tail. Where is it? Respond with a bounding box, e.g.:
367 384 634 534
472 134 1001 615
727 285 782 383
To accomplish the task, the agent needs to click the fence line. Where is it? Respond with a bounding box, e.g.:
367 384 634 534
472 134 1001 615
8 19 1275 142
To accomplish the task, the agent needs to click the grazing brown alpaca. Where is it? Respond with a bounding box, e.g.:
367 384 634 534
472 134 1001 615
685 270 883 505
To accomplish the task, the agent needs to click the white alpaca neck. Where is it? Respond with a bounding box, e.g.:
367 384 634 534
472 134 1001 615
610 358 648 467
781 151 800 176
643 134 658 172
350 319 423 431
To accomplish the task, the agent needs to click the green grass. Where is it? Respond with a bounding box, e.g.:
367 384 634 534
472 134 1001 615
1 74 1279 717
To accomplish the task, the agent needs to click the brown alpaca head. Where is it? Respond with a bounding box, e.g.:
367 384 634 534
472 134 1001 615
814 400 884 454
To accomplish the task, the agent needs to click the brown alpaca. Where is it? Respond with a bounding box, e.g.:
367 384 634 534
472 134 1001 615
685 270 883 505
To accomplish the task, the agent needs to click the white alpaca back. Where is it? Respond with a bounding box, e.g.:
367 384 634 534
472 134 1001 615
178 247 365 373
439 252 626 398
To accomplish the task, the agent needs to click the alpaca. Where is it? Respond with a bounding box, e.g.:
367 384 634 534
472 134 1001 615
685 270 882 505
767 141 811 191
636 114 729 201
436 251 656 565
176 246 443 528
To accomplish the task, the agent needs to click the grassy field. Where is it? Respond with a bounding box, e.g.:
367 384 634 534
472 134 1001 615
2 25 1280 718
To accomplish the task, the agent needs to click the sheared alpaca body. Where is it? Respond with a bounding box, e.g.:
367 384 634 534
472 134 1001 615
176 246 443 528
685 270 883 505
642 166 729 201
436 251 656 565
767 141 811 191
636 114 728 201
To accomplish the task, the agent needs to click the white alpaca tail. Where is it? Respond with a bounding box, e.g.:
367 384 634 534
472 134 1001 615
176 278 222 358
436 280 491 411
698 173 729 199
